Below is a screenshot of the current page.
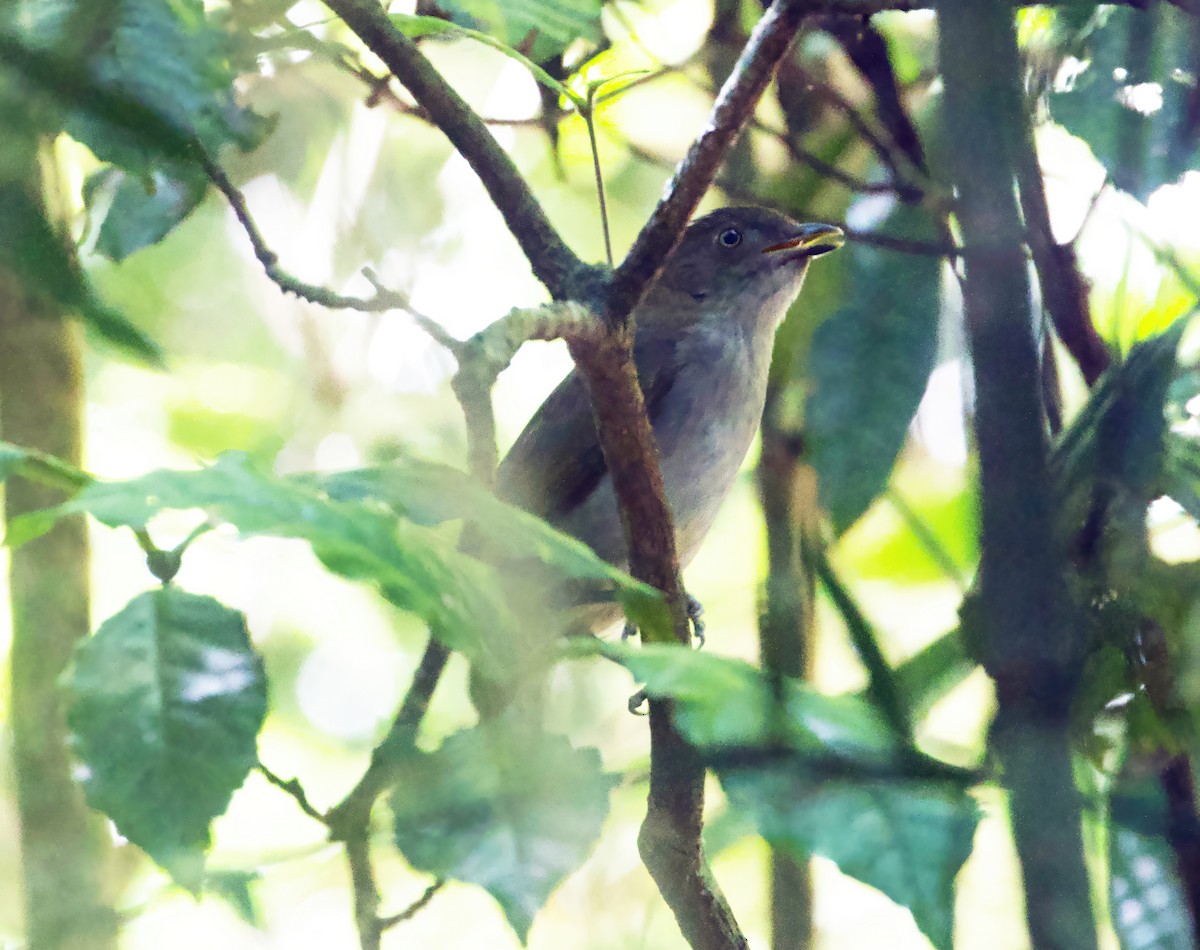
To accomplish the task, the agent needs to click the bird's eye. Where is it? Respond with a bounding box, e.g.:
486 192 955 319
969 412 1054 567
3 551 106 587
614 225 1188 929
717 227 742 248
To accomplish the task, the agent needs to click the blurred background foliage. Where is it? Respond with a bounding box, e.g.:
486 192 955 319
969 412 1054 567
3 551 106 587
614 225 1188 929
2 0 1200 947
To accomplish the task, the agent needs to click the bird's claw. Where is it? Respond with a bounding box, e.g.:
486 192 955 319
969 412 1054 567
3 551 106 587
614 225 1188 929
627 688 648 715
621 621 637 642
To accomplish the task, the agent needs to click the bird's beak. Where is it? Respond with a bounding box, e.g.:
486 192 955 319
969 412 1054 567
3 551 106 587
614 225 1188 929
763 223 845 259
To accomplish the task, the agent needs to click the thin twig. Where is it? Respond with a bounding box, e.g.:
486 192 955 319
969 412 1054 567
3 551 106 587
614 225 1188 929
200 153 467 353
361 270 461 354
326 637 451 842
776 129 896 194
822 15 929 199
379 878 447 930
676 57 907 196
257 763 327 824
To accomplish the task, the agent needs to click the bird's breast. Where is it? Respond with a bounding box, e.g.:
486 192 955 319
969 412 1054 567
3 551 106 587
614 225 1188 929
652 327 771 565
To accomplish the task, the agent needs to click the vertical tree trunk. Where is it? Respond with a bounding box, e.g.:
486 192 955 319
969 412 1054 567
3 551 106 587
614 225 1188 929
0 154 116 950
935 3 1098 948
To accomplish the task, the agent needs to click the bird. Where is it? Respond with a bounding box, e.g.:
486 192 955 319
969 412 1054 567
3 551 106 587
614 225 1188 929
494 206 843 633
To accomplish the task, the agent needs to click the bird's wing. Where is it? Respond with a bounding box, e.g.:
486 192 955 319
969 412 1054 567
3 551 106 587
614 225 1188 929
495 337 680 526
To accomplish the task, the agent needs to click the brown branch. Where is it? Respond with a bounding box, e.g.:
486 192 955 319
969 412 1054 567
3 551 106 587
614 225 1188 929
319 0 592 301
1013 118 1111 386
566 334 747 950
608 0 812 321
822 15 928 202
569 7 824 948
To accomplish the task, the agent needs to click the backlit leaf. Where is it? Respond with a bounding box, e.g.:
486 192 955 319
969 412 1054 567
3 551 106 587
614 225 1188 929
64 588 267 892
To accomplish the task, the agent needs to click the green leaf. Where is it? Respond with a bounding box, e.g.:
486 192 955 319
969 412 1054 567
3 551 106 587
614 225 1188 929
0 183 164 364
13 453 523 676
0 439 92 494
720 764 978 950
390 721 616 942
885 628 975 723
91 166 208 262
429 0 602 61
808 536 911 737
9 453 667 670
64 588 267 892
21 0 266 170
1055 320 1187 544
1047 6 1197 199
2 0 271 254
577 640 977 950
805 205 942 534
206 869 262 928
0 31 197 165
316 462 668 641
576 640 905 767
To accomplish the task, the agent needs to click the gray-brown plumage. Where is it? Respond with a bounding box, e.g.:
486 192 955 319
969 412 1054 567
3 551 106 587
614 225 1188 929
496 206 843 623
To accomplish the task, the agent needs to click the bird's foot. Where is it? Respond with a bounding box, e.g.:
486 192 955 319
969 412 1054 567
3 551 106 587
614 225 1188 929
625 595 705 715
687 594 705 649
621 595 703 647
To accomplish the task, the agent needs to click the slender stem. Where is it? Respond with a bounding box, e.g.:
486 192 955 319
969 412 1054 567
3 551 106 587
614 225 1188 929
583 104 614 268
325 637 450 842
886 489 970 591
756 422 816 950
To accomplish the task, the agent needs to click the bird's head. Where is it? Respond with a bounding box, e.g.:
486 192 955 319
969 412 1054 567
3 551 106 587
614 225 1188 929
646 206 844 334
